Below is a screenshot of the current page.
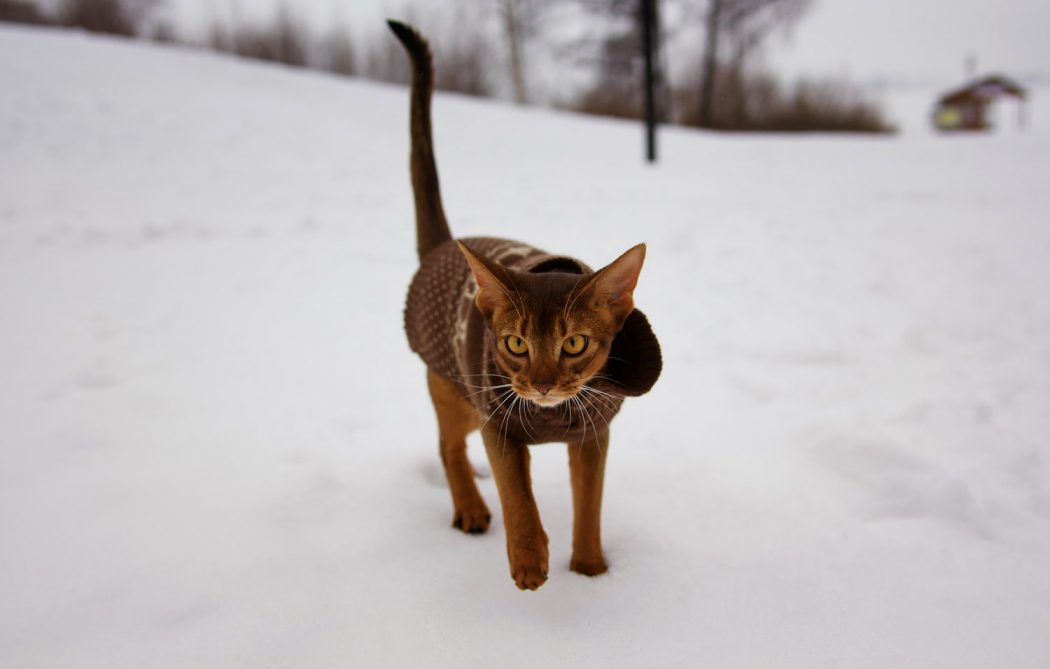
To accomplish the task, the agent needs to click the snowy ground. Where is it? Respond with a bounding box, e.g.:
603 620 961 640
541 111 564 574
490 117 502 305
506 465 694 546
2 25 1049 668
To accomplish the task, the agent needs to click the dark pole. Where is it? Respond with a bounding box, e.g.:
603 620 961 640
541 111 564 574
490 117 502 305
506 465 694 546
642 0 657 162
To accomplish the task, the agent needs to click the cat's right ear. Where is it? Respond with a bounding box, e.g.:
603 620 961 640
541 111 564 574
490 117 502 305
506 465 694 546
586 243 646 324
457 242 513 318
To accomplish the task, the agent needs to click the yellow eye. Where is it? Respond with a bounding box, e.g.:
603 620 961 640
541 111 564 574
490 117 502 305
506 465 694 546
562 334 589 356
505 335 529 355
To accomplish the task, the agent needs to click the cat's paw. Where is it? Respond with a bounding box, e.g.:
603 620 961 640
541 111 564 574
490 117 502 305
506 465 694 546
512 563 548 591
570 556 608 577
451 507 491 534
509 546 549 591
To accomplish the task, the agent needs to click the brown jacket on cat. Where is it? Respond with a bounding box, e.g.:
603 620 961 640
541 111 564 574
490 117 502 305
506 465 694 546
390 21 661 590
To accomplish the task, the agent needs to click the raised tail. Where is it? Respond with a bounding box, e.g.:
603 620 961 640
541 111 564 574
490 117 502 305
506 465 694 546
387 20 453 261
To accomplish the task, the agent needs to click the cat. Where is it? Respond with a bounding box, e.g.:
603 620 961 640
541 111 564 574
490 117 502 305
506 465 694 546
389 20 662 591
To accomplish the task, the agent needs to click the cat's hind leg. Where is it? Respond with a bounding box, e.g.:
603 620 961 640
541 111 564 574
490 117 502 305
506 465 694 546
427 369 491 534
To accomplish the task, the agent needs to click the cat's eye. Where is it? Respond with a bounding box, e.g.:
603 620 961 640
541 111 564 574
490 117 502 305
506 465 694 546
504 335 529 355
562 334 589 356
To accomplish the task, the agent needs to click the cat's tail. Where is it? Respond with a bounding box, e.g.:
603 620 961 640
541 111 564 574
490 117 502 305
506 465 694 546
388 20 453 262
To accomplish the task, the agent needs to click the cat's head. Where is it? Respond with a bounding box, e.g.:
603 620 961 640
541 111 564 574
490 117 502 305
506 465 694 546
458 242 660 407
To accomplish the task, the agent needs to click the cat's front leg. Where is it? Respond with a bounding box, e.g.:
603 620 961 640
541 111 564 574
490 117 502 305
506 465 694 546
481 423 549 591
568 427 610 576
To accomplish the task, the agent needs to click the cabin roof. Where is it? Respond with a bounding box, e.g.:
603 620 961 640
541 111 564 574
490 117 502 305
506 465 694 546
938 75 1027 106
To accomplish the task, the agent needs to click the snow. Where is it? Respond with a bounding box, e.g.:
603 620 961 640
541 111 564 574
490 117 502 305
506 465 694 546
2 25 1050 668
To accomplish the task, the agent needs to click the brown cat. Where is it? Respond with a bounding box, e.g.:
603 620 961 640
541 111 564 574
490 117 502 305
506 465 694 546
389 21 661 590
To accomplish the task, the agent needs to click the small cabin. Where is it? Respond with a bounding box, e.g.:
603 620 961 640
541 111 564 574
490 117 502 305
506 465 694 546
932 75 1028 132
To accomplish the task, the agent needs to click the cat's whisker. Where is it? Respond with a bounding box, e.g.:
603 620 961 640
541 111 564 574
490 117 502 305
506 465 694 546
587 375 627 392
581 384 621 402
570 394 589 448
564 393 578 438
588 396 618 417
569 397 586 458
581 396 598 450
497 397 511 457
455 372 512 381
462 383 514 399
455 378 508 388
588 396 618 412
580 395 602 452
517 397 536 440
479 387 514 409
523 399 537 434
563 384 607 407
479 394 512 430
457 382 498 390
499 395 520 458
580 387 616 413
575 394 603 456
579 390 612 434
479 388 517 434
452 373 512 389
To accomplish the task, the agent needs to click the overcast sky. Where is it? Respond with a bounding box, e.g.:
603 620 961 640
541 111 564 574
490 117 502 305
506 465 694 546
166 0 1050 85
770 0 1050 83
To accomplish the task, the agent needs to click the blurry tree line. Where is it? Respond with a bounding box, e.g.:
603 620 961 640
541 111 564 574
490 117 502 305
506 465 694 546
0 0 892 133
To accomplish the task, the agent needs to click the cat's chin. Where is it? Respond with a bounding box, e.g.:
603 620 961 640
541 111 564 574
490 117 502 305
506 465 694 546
529 396 568 408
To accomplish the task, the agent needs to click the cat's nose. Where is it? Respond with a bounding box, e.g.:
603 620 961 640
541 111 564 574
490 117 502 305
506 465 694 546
532 383 554 395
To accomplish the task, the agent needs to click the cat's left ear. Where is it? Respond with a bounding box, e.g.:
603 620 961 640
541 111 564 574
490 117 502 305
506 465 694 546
587 243 646 323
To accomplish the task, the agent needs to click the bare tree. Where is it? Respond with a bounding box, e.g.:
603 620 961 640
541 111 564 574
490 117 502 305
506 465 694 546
500 0 528 102
697 0 810 127
270 3 307 67
217 3 309 68
571 0 668 123
364 4 494 97
573 25 644 119
60 0 161 37
433 29 494 98
0 0 51 25
497 0 557 104
364 27 412 85
321 24 356 77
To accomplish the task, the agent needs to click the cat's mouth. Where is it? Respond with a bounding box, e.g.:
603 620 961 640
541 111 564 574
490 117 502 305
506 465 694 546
511 382 576 408
516 387 575 408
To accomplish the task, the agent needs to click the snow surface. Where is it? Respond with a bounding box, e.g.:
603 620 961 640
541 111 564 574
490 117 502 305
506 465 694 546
2 25 1050 668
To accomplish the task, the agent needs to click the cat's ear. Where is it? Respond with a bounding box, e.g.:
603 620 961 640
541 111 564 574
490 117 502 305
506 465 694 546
586 243 646 323
457 241 514 318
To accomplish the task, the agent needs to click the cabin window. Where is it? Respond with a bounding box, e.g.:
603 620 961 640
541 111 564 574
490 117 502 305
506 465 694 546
935 106 963 130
